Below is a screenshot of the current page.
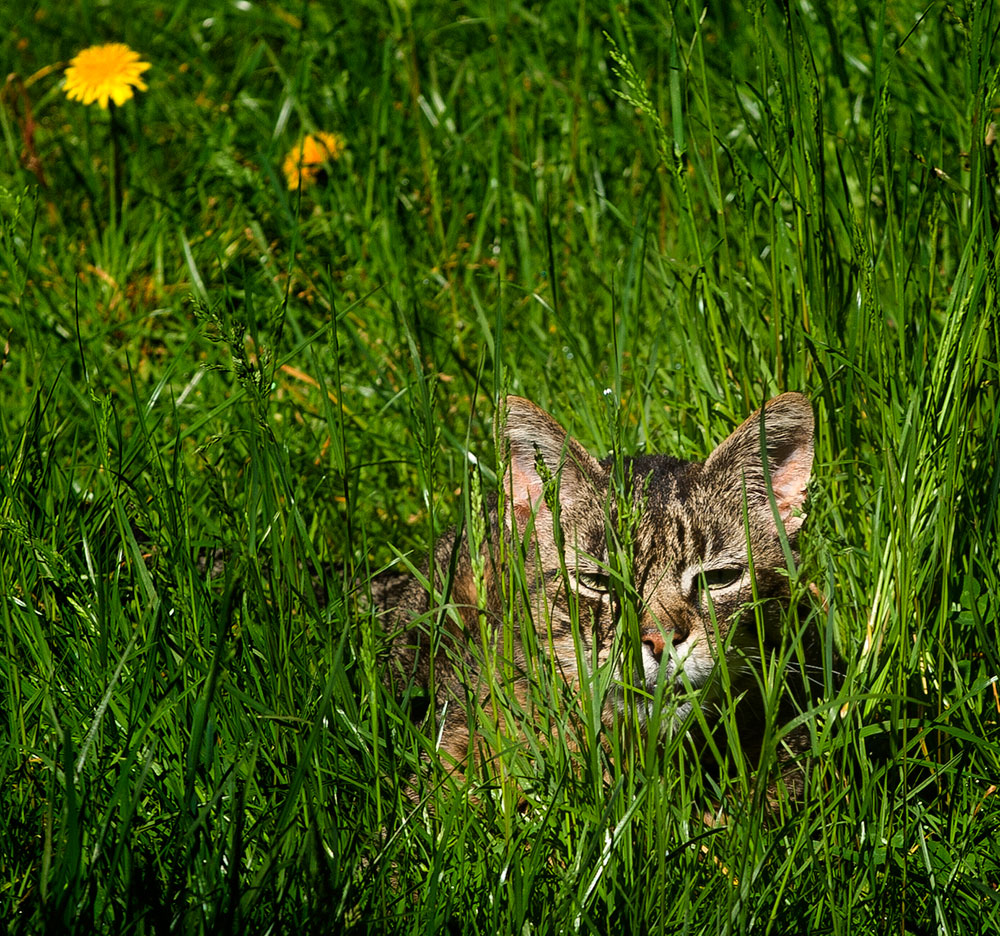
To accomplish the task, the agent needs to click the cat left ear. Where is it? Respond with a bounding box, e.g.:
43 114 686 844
705 393 815 531
500 396 603 534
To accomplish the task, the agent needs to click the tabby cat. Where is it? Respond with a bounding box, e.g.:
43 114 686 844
375 392 825 796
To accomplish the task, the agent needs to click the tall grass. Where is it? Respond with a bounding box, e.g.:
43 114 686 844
1 0 998 932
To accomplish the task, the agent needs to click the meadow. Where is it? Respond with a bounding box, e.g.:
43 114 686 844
1 0 999 932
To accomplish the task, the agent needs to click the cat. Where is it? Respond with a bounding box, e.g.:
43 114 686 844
374 392 828 799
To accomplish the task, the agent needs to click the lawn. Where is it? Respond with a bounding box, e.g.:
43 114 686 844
1 0 998 932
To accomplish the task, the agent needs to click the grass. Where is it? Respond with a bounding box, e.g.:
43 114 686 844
1 0 998 932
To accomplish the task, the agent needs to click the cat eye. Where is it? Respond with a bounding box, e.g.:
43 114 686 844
575 571 611 595
701 567 744 590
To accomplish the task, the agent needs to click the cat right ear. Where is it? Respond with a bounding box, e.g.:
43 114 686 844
705 392 815 532
500 397 603 534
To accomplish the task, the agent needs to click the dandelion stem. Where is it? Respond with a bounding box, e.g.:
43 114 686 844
108 102 123 231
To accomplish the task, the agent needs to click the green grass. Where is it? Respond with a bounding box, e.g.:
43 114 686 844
1 0 998 932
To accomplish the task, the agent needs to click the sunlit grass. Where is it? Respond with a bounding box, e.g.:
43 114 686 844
1 0 998 932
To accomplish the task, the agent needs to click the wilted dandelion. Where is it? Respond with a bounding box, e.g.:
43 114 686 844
282 132 345 190
64 43 151 109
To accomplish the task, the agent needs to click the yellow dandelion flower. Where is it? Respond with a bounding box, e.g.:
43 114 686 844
283 132 345 190
64 43 151 109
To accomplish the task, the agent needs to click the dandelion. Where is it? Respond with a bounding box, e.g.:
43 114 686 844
282 132 345 190
64 43 151 109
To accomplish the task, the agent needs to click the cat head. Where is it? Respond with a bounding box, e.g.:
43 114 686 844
500 393 814 724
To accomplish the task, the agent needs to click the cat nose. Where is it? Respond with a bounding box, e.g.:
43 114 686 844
641 629 666 660
641 623 690 660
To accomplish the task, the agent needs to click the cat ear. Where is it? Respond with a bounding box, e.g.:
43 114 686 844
500 397 603 533
705 393 814 531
